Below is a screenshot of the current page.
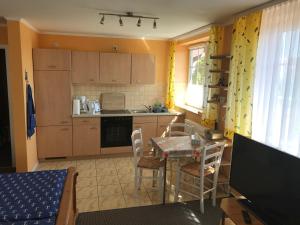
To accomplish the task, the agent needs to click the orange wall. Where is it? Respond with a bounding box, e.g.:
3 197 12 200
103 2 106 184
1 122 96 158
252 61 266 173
38 34 169 84
0 26 8 45
7 20 38 172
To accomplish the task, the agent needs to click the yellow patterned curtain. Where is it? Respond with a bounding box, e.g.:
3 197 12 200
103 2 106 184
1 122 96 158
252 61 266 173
166 41 175 109
201 26 224 128
225 11 262 139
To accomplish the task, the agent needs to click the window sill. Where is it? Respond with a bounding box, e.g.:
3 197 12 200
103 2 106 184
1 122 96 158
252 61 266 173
175 103 203 115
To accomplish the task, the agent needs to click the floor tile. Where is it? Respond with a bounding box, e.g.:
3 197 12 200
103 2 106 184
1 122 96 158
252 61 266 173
96 167 117 176
77 177 98 188
76 186 98 199
76 159 96 167
36 162 58 171
120 182 147 195
98 184 123 197
97 175 119 186
77 168 97 178
99 195 126 210
77 197 99 212
118 173 135 184
96 160 115 170
55 161 76 169
124 192 152 207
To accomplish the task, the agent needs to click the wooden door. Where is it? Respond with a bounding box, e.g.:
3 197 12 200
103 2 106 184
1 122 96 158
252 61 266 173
33 49 71 71
34 71 72 126
71 51 100 84
37 126 72 158
131 54 155 84
73 124 100 156
100 53 131 84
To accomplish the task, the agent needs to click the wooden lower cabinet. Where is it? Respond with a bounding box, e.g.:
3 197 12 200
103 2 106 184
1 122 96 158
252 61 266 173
37 126 72 159
133 117 157 151
73 124 100 156
156 115 183 137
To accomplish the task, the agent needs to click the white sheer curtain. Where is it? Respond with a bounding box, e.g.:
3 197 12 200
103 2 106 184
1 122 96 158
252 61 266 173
252 0 300 157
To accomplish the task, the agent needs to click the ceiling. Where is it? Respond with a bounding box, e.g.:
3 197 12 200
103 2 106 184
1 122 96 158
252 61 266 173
0 0 271 39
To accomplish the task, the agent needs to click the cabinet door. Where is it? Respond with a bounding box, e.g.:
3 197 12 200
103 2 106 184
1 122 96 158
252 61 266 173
73 125 100 156
100 53 131 84
133 123 157 151
33 49 71 71
131 54 155 84
34 71 72 126
71 51 100 84
156 123 168 137
37 126 72 158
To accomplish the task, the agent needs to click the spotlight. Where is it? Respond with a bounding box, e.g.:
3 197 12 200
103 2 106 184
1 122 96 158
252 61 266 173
119 17 123 26
137 17 141 27
100 15 104 25
153 19 157 29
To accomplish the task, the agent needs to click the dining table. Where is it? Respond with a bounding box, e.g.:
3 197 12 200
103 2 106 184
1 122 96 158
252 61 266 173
151 135 205 204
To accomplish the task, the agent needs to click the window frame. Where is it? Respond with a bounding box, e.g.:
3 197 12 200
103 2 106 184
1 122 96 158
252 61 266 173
185 43 208 110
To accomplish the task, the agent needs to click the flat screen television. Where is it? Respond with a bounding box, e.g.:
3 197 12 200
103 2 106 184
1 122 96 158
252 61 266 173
230 133 300 225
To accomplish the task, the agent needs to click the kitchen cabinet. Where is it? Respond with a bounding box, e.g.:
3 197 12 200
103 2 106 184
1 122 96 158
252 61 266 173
33 49 71 71
133 116 157 152
71 51 100 84
100 53 131 84
131 54 155 84
73 118 100 156
34 71 72 126
37 126 72 159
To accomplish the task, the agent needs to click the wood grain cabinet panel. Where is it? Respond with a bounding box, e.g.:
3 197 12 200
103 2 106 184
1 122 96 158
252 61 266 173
100 53 131 84
131 54 155 84
34 71 72 126
73 124 100 156
33 49 71 71
71 51 100 84
133 122 157 152
37 126 72 159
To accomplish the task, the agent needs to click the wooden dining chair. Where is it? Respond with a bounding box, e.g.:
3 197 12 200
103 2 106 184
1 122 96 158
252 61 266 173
167 123 194 137
131 128 165 199
174 141 225 213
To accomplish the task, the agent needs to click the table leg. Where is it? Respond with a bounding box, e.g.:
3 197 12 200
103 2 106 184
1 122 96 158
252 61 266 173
162 158 167 205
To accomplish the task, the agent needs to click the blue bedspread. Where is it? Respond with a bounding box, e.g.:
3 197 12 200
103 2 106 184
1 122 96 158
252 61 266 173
0 170 67 225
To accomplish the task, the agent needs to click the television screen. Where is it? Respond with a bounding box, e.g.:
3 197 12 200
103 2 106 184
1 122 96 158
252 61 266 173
230 133 300 225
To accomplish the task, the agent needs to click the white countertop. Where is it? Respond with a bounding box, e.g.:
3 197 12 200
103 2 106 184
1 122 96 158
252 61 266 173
72 109 183 118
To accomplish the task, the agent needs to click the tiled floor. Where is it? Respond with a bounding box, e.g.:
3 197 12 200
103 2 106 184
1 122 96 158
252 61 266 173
36 157 199 213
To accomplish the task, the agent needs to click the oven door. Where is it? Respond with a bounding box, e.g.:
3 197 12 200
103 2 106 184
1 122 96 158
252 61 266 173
101 116 133 148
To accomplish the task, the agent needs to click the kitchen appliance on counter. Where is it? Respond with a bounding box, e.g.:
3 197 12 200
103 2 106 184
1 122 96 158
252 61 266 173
87 100 101 114
75 96 88 114
100 92 133 149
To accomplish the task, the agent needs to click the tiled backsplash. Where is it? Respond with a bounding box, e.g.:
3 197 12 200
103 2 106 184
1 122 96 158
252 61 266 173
73 84 166 109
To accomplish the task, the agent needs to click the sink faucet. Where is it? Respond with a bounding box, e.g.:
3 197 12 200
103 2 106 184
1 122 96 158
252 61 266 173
143 104 152 112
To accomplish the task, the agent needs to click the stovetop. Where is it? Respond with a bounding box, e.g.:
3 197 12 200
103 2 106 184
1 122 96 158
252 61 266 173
101 109 131 114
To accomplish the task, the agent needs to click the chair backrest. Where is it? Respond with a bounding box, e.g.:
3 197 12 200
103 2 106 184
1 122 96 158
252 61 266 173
200 142 225 176
168 123 194 137
131 129 144 165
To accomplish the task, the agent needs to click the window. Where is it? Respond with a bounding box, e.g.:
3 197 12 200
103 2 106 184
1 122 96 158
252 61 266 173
185 44 207 109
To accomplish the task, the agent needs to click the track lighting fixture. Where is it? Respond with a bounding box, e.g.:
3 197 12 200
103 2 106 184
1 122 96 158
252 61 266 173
119 17 123 26
98 12 159 29
137 17 141 27
153 19 157 29
100 15 104 25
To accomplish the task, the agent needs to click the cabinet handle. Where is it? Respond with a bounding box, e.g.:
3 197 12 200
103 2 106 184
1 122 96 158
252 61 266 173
90 127 97 130
48 65 57 68
60 128 69 131
60 121 69 124
89 79 95 81
112 79 117 82
81 120 89 123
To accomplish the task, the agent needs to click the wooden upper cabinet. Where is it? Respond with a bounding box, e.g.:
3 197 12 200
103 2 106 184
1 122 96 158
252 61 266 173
131 54 155 84
34 71 72 126
71 51 100 84
100 53 131 84
33 49 71 71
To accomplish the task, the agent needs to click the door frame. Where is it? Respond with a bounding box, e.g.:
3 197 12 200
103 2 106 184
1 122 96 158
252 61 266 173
0 44 15 167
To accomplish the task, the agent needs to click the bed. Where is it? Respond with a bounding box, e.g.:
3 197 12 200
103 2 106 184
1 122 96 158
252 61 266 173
0 167 78 225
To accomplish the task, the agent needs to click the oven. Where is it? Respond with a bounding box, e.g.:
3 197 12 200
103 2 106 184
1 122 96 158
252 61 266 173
101 116 133 148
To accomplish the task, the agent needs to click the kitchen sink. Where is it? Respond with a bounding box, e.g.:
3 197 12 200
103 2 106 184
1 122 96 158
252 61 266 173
130 109 150 114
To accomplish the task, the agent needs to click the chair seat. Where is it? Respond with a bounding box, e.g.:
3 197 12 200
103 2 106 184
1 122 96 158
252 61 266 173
180 162 215 177
137 156 164 170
